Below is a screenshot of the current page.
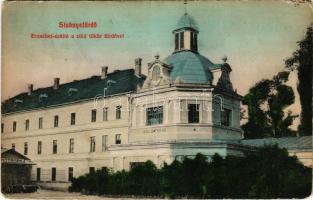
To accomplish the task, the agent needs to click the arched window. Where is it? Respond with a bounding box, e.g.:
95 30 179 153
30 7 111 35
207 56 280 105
152 66 160 81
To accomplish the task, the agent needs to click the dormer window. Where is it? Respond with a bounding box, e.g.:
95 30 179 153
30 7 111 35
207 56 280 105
68 88 78 96
39 93 48 102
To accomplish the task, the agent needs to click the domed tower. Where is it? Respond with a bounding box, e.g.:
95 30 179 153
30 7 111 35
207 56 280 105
173 13 199 53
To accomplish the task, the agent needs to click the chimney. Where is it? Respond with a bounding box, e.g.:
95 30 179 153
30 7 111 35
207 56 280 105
101 66 108 79
135 58 142 77
27 84 33 95
53 78 60 90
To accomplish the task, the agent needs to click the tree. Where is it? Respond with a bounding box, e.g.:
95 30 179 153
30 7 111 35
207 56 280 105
285 26 312 135
242 71 298 138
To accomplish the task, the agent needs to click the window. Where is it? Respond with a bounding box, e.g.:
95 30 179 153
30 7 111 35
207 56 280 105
68 167 74 181
53 140 57 154
1 123 3 133
190 32 198 51
115 134 121 144
103 107 108 121
69 138 74 153
188 104 199 123
39 117 43 129
51 168 56 181
152 66 160 81
24 142 28 155
179 32 184 49
194 34 198 51
130 162 145 170
116 106 122 119
221 108 232 127
102 135 108 151
90 136 95 152
89 167 95 174
54 115 59 128
175 33 179 50
25 119 30 131
146 106 163 125
38 141 42 154
71 113 76 125
91 109 97 122
37 168 41 181
13 121 16 132
12 143 15 150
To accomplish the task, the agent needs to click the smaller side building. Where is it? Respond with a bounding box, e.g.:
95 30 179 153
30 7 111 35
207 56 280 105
240 136 313 167
1 148 35 192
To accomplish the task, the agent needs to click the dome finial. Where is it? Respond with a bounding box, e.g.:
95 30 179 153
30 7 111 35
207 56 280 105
184 0 188 15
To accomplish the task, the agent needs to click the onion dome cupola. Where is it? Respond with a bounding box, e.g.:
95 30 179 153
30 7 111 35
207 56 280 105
173 13 199 53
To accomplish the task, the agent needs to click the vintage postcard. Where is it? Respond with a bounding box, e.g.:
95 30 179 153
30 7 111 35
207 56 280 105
1 0 312 199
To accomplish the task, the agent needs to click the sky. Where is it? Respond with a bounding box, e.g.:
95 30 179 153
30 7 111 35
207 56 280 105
2 1 312 127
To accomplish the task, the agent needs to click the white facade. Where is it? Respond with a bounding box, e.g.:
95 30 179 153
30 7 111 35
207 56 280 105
1 13 245 189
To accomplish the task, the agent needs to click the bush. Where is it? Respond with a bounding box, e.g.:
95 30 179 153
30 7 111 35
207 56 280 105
69 145 312 198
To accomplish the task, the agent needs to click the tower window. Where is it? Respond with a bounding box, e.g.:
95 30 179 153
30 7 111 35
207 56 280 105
221 108 232 127
179 32 184 49
12 143 15 150
194 33 198 51
188 104 199 123
175 33 179 50
1 123 4 133
146 106 163 125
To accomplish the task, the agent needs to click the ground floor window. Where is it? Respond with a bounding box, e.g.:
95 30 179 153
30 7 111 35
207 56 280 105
146 106 163 125
130 162 145 170
51 168 56 181
68 167 74 181
89 167 95 174
37 168 41 181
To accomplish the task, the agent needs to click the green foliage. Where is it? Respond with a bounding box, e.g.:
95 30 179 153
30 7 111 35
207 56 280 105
69 147 312 198
242 71 298 138
285 26 312 135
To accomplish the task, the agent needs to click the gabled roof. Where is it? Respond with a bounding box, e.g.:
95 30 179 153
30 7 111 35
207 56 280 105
164 51 223 84
2 69 145 114
1 148 30 160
